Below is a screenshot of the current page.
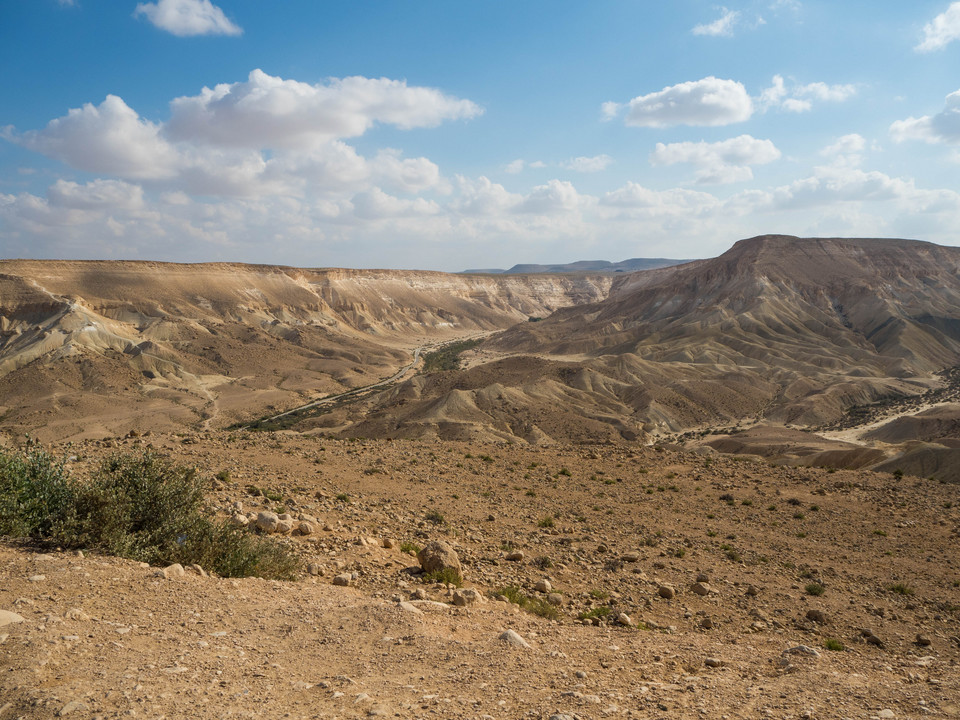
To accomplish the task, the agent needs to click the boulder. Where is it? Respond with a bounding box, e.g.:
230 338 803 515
416 540 462 576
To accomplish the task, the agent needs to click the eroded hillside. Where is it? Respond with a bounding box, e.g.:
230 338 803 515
0 261 612 440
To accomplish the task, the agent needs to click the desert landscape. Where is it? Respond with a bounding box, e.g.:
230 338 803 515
2 234 960 719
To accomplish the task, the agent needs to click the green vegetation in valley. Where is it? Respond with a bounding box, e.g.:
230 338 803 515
421 338 483 372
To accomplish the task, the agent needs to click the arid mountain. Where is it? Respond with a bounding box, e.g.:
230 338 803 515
327 236 960 447
0 260 612 440
463 257 690 274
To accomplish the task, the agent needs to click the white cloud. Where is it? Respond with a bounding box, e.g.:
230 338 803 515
518 180 583 213
351 187 439 219
916 2 960 52
650 135 780 184
562 155 613 173
613 77 753 128
692 8 740 37
57 0 77 6
134 0 242 37
795 81 857 102
9 95 180 180
166 69 482 149
890 89 960 144
820 133 866 158
505 159 525 174
47 179 144 210
758 75 856 113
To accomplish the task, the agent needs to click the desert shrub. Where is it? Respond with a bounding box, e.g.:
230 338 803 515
424 567 462 586
537 516 555 528
495 585 558 620
805 582 826 596
0 444 298 580
425 509 445 525
399 541 420 556
578 606 612 621
888 582 915 596
824 638 845 651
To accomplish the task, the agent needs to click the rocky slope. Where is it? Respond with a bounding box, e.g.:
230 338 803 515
0 261 612 440
331 236 960 446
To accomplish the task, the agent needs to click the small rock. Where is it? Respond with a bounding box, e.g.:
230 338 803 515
704 657 725 668
534 579 552 593
368 705 391 717
411 588 427 600
57 700 88 716
161 563 185 579
307 563 323 576
255 511 280 534
616 612 633 627
452 588 486 606
783 645 821 658
691 582 714 596
505 551 524 562
699 616 714 630
499 629 531 649
297 521 315 536
878 710 895 720
622 551 640 562
806 609 827 624
28 574 46 583
0 611 25 627
745 584 761 596
696 572 710 583
65 608 90 622
658 585 676 599
417 540 462 576
276 519 295 534
398 602 423 615
546 593 564 606
916 633 932 647
333 573 352 587
230 513 249 527
382 538 396 549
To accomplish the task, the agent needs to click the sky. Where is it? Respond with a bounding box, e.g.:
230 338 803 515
1 1 960 271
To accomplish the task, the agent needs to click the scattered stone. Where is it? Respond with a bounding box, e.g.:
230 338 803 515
699 617 714 630
745 585 761 596
861 629 884 647
161 563 185 579
307 563 323 576
505 551 524 562
546 593 564 606
452 588 485 606
230 513 249 527
806 609 827 624
691 582 714 596
417 540 462 576
276 519 295 534
916 633 932 647
616 612 633 627
499 629 531 649
696 572 710 583
333 573 352 587
783 645 821 658
65 608 90 621
411 588 427 600
368 705 392 716
622 551 640 562
382 538 396 549
255 511 280 534
28 574 45 582
398 602 423 615
704 657 725 668
878 710 895 719
658 585 676 600
297 521 315 536
57 700 88 716
0 610 25 627
534 579 552 593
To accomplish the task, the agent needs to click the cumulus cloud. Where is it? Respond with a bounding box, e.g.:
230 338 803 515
609 77 753 128
9 95 180 179
916 2 960 52
692 8 740 37
562 155 613 173
518 180 583 213
758 75 856 113
820 133 866 165
890 89 960 144
134 0 242 37
650 135 780 184
505 159 525 174
167 69 482 149
47 179 144 210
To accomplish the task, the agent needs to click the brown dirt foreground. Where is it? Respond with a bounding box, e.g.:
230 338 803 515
2 432 960 720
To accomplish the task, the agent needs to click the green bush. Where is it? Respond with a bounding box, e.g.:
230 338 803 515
424 567 462 586
495 585 558 620
0 444 299 580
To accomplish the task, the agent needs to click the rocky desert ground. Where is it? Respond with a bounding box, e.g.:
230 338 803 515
2 235 960 719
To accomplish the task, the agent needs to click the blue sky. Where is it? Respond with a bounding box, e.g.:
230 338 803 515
2 0 959 270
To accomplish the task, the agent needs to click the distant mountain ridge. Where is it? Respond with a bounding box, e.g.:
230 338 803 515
462 257 690 274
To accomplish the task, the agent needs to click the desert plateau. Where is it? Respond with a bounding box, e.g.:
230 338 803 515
1 235 959 720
